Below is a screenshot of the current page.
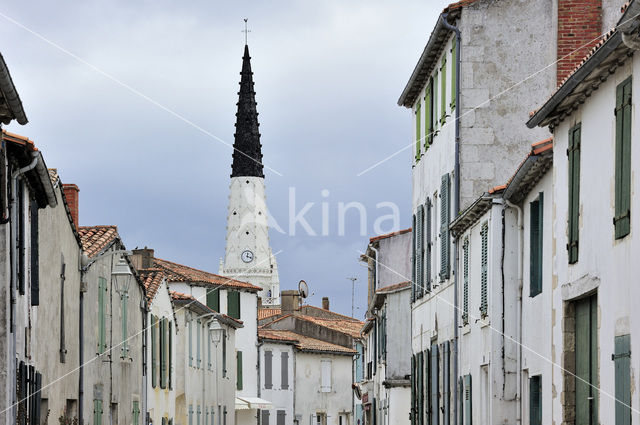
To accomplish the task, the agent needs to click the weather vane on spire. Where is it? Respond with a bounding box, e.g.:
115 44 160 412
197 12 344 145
242 18 251 45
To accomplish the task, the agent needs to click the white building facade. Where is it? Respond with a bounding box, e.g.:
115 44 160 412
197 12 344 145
257 337 295 425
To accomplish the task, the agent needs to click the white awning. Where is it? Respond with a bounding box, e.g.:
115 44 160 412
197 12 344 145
235 396 273 410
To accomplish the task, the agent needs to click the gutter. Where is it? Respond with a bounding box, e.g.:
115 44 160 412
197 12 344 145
441 12 461 425
0 53 27 125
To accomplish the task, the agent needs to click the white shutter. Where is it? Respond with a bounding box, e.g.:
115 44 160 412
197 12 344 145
321 360 332 392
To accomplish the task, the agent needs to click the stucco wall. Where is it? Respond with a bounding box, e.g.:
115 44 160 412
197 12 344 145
384 290 411 380
376 232 412 289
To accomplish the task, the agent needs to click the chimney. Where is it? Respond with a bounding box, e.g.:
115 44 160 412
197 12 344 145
257 297 263 308
131 247 155 271
62 184 79 228
281 290 300 313
556 0 602 86
322 297 330 310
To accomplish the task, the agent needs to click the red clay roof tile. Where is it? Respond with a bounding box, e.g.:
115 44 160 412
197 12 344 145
153 258 261 292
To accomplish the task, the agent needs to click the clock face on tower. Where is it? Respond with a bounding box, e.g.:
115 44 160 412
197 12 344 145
241 250 254 263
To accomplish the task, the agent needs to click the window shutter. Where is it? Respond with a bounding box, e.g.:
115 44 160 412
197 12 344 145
426 200 432 292
458 377 464 425
416 102 422 160
265 350 273 389
464 374 472 425
169 321 173 389
189 405 193 425
207 289 220 312
417 204 424 297
463 238 469 325
411 354 416 425
132 401 140 425
425 81 433 148
121 292 128 357
614 334 631 425
440 174 451 281
530 194 544 297
237 351 243 390
160 318 167 388
568 124 581 263
529 376 541 425
261 410 270 425
443 341 450 425
197 319 202 368
281 352 289 389
434 71 439 130
93 399 102 425
228 291 241 319
277 410 286 425
321 359 332 392
417 351 423 425
98 277 107 354
480 223 488 317
424 348 431 420
151 315 157 388
441 57 447 123
615 77 632 239
30 198 39 306
222 330 227 377
412 214 417 302
450 38 457 109
430 345 440 425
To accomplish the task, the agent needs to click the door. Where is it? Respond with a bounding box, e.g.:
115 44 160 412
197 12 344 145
575 295 598 425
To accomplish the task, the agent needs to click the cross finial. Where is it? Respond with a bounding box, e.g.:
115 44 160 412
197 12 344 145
242 18 251 45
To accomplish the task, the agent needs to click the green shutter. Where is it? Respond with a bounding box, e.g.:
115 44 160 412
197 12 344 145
426 200 432 292
463 238 469 325
434 71 439 130
425 81 433 148
121 292 128 357
207 288 220 312
98 277 107 354
464 375 472 425
228 291 241 319
417 204 424 297
440 173 451 281
237 351 243 390
440 57 447 124
530 193 543 297
530 376 541 425
160 318 167 388
480 223 488 317
450 38 457 109
412 214 417 302
189 406 193 425
614 334 631 425
93 399 103 425
132 401 140 425
151 315 157 388
169 321 173 389
568 124 581 263
416 102 422 161
615 77 632 239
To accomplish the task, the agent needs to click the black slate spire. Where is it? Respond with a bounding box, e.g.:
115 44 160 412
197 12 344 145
231 44 264 178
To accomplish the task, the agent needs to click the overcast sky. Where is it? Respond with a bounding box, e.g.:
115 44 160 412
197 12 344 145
1 0 449 318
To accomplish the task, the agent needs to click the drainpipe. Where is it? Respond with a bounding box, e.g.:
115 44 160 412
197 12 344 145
505 200 523 425
441 12 461 425
10 152 38 425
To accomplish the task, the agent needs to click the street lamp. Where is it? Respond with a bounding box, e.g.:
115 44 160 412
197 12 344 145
111 256 133 295
209 320 224 425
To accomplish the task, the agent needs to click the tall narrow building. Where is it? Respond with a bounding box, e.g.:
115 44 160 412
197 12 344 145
220 44 280 305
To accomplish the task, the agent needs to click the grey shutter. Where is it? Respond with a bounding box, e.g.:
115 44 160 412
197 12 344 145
529 376 541 425
530 194 543 297
458 378 463 425
411 354 416 425
464 375 472 425
440 174 450 281
424 349 430 423
443 342 450 425
417 351 424 425
614 334 631 425
462 238 469 325
281 352 289 389
261 410 270 425
30 198 39 306
480 224 488 317
426 200 432 292
412 214 417 302
265 351 273 389
615 77 632 239
567 124 581 263
277 410 285 425
417 204 424 297
430 345 440 425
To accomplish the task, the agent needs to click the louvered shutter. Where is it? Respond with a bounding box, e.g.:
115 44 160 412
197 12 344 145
121 292 128 357
417 351 424 425
458 378 464 425
426 200 432 292
440 174 451 281
450 38 457 109
98 277 107 354
463 238 469 325
416 102 422 160
430 345 440 425
189 317 193 366
30 198 39 306
443 341 450 425
237 351 243 390
417 205 424 297
615 77 632 239
169 321 173 389
265 350 273 389
281 352 289 389
464 375 472 425
412 214 417 302
207 288 220 312
228 291 241 319
160 318 167 388
189 406 193 425
441 57 447 123
614 334 631 425
425 84 432 149
530 376 541 425
530 194 544 297
277 410 286 425
411 354 416 425
151 315 157 388
424 348 431 422
567 124 581 263
261 410 270 425
480 224 488 317
197 319 201 368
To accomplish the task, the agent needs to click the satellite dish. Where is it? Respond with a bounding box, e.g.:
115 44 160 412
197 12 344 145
298 280 309 298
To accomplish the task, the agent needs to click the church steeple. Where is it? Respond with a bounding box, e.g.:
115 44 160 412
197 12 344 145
231 44 264 178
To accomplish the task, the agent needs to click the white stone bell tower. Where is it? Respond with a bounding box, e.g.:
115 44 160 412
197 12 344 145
219 44 280 305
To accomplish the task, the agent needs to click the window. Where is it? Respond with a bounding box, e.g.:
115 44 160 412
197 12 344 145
614 334 631 425
132 401 140 425
93 399 103 425
462 238 469 325
416 101 422 160
480 223 488 317
207 288 220 312
450 37 457 109
568 123 581 263
281 352 289 389
265 350 273 389
321 360 332 392
121 290 129 358
529 376 541 425
440 173 451 281
227 291 241 319
236 351 243 390
615 77 632 239
530 193 544 297
98 277 107 354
